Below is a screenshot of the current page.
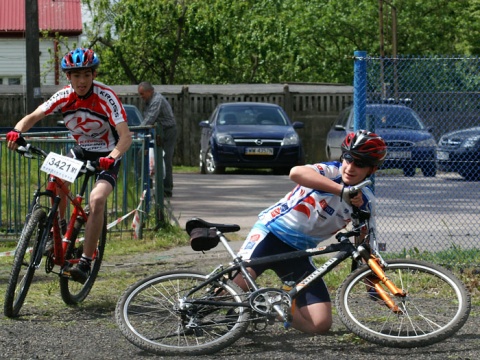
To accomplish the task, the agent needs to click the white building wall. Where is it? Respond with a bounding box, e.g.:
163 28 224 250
0 37 80 86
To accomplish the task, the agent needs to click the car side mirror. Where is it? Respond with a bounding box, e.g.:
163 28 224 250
292 122 304 129
199 120 211 128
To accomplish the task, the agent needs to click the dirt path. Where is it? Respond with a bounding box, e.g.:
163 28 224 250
1 242 478 360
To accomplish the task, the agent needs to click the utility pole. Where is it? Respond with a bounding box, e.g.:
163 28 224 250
25 0 42 113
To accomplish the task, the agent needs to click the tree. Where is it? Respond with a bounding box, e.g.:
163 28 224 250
81 0 480 85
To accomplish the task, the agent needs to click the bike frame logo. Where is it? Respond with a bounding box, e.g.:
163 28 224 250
297 257 337 287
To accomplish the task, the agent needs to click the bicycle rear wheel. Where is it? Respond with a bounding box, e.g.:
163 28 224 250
59 207 107 305
4 209 47 318
336 259 471 348
115 270 251 356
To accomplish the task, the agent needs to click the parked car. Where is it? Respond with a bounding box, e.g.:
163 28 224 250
437 126 480 181
199 102 304 174
325 103 437 177
123 104 160 176
124 104 143 127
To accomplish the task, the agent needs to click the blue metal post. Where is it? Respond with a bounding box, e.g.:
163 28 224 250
353 50 367 131
353 51 376 191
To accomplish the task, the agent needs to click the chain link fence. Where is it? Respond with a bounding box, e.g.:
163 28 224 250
354 53 479 267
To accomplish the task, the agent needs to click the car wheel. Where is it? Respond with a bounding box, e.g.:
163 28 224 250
200 152 207 174
205 147 225 175
421 163 437 177
326 146 331 161
273 167 291 175
403 165 416 177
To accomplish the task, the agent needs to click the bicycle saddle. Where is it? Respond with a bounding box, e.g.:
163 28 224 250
185 217 240 235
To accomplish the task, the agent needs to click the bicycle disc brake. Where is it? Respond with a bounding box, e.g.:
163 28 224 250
249 288 291 317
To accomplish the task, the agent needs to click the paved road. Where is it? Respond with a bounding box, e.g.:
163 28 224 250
167 173 296 238
167 172 479 254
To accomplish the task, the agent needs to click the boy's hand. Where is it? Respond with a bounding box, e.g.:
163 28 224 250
6 129 27 149
99 156 116 170
341 186 364 207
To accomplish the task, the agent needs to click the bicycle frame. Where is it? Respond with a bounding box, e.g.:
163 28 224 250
28 159 96 269
185 207 406 323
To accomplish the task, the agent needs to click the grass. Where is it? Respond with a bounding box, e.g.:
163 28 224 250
0 224 190 318
1 163 479 316
0 226 478 321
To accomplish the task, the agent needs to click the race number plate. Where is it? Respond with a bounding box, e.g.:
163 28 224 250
40 152 84 182
386 151 411 159
245 147 274 155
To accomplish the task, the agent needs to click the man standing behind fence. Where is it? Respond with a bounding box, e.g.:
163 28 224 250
138 82 177 198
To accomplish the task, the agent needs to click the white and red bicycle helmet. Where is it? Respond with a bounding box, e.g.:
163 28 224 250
341 130 387 168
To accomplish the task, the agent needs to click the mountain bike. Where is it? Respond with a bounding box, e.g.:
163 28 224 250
115 180 471 356
4 142 107 318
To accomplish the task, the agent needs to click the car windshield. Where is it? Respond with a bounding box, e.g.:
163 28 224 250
365 106 425 130
217 106 288 126
125 106 142 126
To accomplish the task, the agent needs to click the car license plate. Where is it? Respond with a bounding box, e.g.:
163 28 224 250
386 151 411 159
437 151 449 160
245 147 274 155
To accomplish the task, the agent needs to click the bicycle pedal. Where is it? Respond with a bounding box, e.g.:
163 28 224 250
60 267 72 278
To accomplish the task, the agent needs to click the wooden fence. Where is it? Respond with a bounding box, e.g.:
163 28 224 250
0 84 354 165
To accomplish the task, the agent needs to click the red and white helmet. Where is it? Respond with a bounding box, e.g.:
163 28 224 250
341 130 387 168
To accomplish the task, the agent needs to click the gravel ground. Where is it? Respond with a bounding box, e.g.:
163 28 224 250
1 243 478 360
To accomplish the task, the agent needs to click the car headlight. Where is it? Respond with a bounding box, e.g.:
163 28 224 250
416 137 437 147
215 133 235 145
462 135 480 148
282 132 300 146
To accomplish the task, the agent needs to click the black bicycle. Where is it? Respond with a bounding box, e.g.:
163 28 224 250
115 180 471 356
4 143 107 317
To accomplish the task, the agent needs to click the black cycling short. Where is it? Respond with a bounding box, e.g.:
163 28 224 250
67 145 120 189
247 231 331 307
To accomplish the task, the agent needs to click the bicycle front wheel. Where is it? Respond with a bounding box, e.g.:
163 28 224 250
115 271 251 356
4 209 47 318
336 259 471 348
59 207 107 305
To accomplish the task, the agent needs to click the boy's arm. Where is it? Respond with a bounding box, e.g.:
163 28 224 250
108 122 132 159
12 106 46 133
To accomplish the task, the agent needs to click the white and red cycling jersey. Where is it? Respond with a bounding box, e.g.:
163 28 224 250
41 81 127 152
250 162 377 250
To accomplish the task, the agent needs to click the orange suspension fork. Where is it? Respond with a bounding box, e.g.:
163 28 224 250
368 257 406 314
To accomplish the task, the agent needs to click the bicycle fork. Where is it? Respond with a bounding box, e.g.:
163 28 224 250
359 247 407 314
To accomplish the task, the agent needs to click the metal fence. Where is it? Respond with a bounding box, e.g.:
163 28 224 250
0 129 160 241
354 52 480 266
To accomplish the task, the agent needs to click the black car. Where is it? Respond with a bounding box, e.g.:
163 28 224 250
199 102 304 174
326 103 437 177
437 126 480 181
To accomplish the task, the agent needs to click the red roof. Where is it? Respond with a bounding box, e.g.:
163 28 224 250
0 0 82 35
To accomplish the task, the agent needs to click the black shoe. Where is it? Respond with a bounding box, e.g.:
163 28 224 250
67 261 91 284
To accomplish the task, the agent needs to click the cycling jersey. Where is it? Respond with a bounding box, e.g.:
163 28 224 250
41 81 127 152
241 161 377 253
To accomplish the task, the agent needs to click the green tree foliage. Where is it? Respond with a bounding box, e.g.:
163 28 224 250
81 0 480 85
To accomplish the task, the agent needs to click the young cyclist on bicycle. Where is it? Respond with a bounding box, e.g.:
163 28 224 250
235 130 387 335
5 48 132 284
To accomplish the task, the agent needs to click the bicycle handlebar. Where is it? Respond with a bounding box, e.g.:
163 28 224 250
16 143 99 173
345 179 372 198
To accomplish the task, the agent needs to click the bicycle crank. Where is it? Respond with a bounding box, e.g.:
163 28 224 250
249 288 291 317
